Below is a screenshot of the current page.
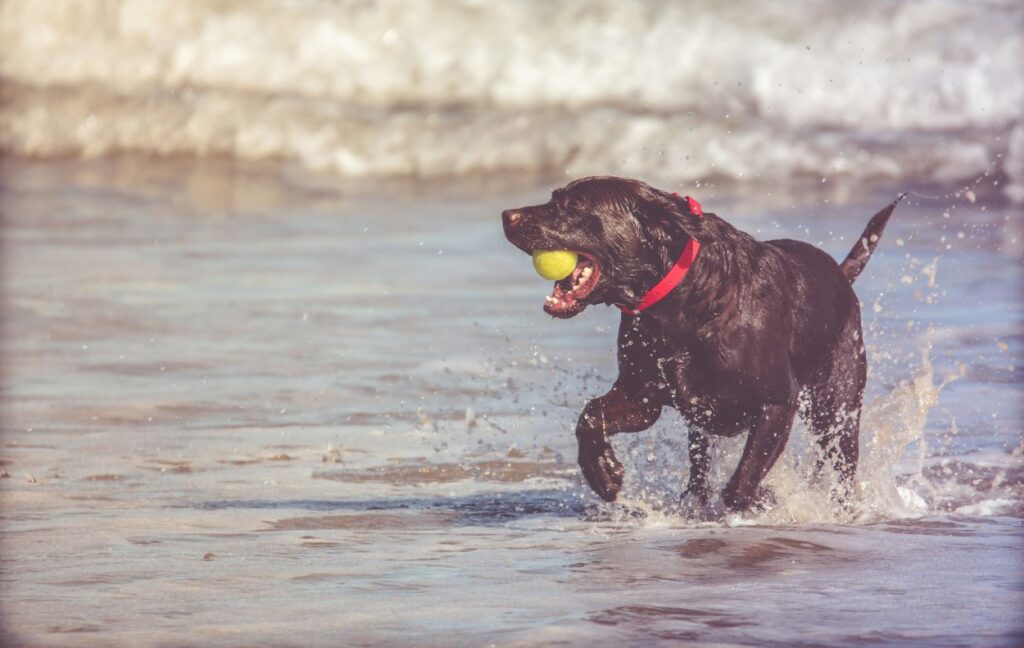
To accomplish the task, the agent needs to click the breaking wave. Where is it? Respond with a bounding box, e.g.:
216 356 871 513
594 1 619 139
1 0 1022 199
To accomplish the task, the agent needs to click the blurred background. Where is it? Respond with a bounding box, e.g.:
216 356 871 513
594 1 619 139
1 0 1022 197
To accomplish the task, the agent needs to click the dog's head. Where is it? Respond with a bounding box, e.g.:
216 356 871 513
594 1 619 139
502 176 703 318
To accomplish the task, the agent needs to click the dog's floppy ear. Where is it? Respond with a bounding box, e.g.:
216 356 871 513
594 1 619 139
633 186 705 244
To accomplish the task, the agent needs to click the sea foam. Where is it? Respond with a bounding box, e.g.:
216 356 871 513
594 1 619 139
1 0 1021 198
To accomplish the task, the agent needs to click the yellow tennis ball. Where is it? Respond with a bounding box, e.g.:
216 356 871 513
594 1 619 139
532 250 578 281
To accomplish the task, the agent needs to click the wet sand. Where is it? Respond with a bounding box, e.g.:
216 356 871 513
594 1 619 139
0 158 1021 646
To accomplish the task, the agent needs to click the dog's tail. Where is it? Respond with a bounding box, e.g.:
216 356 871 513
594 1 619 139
839 194 905 284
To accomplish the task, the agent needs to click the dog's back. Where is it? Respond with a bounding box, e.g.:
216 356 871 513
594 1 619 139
764 238 862 385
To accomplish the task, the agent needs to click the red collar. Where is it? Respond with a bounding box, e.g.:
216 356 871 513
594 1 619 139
618 195 703 316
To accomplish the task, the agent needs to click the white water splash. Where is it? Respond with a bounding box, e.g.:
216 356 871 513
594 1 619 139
606 341 982 527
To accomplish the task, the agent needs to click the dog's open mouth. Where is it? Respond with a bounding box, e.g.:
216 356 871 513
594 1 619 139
542 253 601 318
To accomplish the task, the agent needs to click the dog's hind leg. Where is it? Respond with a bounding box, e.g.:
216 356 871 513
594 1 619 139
576 383 663 502
722 399 798 512
808 322 867 506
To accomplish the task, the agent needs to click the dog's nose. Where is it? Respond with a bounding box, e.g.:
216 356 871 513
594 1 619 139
502 209 522 228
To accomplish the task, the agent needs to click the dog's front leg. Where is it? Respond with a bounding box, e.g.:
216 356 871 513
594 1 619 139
682 429 710 504
722 400 797 512
576 384 662 502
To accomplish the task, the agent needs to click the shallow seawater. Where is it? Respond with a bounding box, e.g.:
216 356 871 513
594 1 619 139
0 158 1021 646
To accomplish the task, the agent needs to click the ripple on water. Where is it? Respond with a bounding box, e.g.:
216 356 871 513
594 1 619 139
266 511 457 532
312 459 574 485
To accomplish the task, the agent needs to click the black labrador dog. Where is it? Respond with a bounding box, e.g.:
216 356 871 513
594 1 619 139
501 176 900 512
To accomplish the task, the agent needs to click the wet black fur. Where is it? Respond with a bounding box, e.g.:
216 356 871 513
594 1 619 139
502 176 900 512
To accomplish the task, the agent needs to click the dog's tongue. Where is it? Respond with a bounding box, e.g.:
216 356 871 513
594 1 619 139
544 281 578 314
544 276 585 317
542 258 596 317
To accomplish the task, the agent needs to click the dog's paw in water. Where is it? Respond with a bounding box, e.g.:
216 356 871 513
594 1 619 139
679 489 718 522
722 484 777 515
751 485 777 513
576 433 624 502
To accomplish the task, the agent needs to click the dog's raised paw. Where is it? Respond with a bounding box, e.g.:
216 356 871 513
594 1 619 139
578 439 624 502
